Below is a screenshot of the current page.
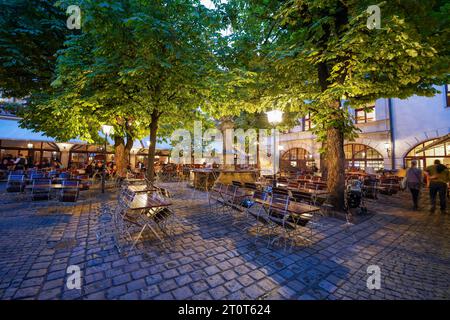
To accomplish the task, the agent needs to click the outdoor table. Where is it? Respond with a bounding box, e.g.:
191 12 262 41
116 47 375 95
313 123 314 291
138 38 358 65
128 193 173 211
25 184 84 190
127 184 159 193
255 198 320 218
125 193 173 243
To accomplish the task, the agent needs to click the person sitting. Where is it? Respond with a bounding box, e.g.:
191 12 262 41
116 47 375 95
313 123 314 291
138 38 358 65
0 159 9 170
13 153 27 170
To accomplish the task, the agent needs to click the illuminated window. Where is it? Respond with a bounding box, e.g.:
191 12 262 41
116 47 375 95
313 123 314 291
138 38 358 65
302 113 311 131
280 148 313 171
355 106 375 124
405 138 450 168
446 84 450 107
344 144 384 170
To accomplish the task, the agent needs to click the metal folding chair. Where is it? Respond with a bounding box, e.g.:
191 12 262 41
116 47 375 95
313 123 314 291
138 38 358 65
31 178 51 201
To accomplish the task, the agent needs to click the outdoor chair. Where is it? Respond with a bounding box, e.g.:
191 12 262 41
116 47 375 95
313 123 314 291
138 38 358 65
232 180 243 187
59 172 71 179
266 193 299 250
31 178 51 201
243 191 273 243
6 174 25 192
59 180 80 202
243 182 258 190
287 181 299 189
30 172 45 180
290 190 312 204
208 182 226 214
272 187 289 196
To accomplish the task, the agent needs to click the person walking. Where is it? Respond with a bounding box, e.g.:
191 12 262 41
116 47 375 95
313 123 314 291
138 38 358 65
425 159 449 214
404 160 423 210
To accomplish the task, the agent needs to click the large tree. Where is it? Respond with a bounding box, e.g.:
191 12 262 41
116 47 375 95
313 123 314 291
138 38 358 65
214 0 449 210
20 0 219 178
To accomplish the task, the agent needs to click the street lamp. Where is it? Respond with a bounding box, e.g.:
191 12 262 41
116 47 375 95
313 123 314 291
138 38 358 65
101 125 113 193
266 110 283 187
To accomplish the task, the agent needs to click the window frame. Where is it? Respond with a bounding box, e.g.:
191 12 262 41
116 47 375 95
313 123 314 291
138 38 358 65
354 106 375 124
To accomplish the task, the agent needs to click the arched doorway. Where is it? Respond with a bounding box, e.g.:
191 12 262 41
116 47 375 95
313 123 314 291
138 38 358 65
280 148 313 172
344 144 384 171
404 137 450 169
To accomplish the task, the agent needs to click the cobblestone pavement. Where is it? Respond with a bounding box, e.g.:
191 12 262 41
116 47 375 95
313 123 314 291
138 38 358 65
0 182 449 300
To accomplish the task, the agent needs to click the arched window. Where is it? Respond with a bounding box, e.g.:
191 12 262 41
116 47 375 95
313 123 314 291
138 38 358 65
344 144 384 170
280 148 313 172
404 138 450 169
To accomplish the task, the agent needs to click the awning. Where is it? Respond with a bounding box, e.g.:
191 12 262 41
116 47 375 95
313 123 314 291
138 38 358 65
415 133 450 154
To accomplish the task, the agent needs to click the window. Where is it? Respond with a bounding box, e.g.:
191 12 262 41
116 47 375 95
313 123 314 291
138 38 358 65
280 148 313 172
344 144 384 171
302 113 311 131
355 106 375 124
446 84 450 107
405 138 450 169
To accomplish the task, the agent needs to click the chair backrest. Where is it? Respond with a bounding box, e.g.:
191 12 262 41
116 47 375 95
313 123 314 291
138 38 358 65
8 174 24 182
305 183 318 190
12 170 24 175
287 181 299 189
62 179 79 187
31 173 45 180
272 187 289 196
244 182 257 190
59 172 70 179
32 179 51 191
232 180 243 187
270 193 289 213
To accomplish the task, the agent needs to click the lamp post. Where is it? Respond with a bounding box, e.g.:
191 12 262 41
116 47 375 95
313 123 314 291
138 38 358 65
101 125 113 193
266 110 283 187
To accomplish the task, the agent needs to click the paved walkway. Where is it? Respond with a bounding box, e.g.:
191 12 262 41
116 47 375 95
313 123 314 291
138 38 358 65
0 183 449 300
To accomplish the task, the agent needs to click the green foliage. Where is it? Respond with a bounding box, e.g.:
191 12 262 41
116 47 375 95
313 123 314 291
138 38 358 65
0 0 67 97
19 0 221 146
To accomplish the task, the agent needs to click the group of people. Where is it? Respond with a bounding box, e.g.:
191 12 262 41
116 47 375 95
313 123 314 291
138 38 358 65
404 159 449 213
0 153 62 171
83 160 117 178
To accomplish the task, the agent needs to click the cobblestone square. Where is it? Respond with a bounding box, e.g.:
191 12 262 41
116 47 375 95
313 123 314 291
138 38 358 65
0 183 449 300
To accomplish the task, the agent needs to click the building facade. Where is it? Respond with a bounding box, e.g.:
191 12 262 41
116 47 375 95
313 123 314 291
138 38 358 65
277 84 450 172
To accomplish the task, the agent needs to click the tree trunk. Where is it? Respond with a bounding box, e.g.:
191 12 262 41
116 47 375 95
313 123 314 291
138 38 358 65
326 125 346 211
124 133 134 174
146 110 160 183
114 136 127 177
318 60 346 211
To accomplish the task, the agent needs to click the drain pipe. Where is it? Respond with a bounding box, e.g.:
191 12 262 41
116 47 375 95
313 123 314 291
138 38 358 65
387 98 396 170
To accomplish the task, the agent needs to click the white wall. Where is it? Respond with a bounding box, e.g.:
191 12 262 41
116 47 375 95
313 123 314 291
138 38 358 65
390 85 450 168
